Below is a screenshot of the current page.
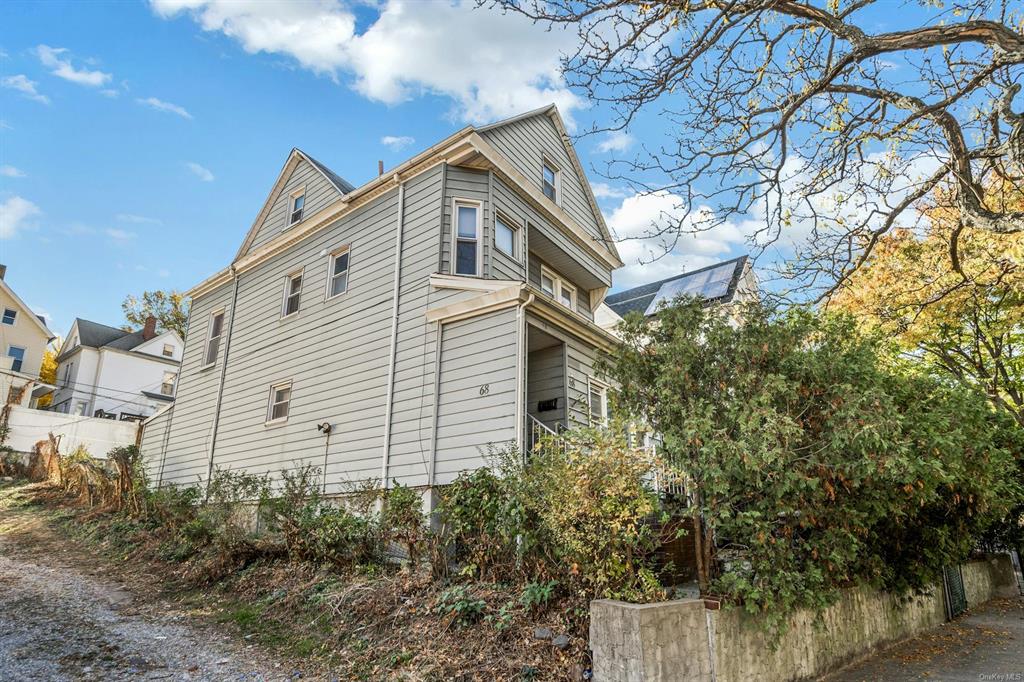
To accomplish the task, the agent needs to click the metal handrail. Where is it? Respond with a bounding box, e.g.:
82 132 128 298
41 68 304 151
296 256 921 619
526 414 561 454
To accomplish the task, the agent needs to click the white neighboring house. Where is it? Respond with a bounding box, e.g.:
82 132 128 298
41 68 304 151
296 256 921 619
51 317 183 421
0 264 56 407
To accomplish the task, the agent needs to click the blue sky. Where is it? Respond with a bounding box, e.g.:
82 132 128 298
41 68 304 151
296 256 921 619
0 0 940 338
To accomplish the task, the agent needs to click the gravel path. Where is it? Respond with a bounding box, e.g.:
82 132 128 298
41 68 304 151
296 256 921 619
0 492 325 681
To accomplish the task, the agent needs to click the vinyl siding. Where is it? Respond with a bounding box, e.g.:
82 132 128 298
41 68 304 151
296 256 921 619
158 282 235 487
525 313 602 429
480 113 605 244
526 343 565 431
433 307 518 485
244 158 344 254
440 166 491 278
527 253 595 322
141 405 174 483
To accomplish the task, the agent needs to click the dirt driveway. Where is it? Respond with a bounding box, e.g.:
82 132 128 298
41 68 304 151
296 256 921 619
0 487 326 682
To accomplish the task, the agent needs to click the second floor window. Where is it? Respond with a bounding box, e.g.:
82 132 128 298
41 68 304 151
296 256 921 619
540 266 576 311
454 200 480 276
327 248 350 298
161 371 177 396
7 345 25 373
289 190 305 225
495 214 516 258
267 381 292 424
588 378 608 427
204 311 225 367
542 160 559 203
62 361 75 386
282 272 302 317
2 308 16 325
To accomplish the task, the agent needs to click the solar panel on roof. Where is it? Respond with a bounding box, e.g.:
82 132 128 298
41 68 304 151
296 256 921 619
643 262 736 315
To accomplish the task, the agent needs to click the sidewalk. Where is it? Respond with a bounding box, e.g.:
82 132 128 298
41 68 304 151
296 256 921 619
829 597 1023 681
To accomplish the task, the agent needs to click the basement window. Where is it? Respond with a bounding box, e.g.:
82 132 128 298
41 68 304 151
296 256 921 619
289 189 305 225
266 381 292 424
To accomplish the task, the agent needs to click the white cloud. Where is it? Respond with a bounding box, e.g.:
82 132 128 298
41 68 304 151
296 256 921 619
35 45 112 87
0 120 12 130
1 75 49 104
149 0 581 124
0 196 42 239
595 131 634 154
29 305 53 326
591 182 629 200
100 89 120 98
381 135 414 151
1 165 25 178
105 227 137 243
137 96 193 119
608 191 747 289
116 213 162 225
186 161 215 182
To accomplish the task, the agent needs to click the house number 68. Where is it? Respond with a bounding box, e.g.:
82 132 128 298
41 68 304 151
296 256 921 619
479 384 490 396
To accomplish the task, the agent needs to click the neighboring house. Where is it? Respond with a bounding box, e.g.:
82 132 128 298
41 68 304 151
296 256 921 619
602 256 757 327
0 264 55 407
142 104 625 502
51 317 183 420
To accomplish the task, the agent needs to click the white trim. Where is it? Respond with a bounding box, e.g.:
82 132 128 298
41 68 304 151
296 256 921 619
280 268 304 319
265 379 292 425
324 245 351 300
428 273 520 292
425 284 527 324
494 210 517 258
540 265 576 311
541 156 561 207
200 308 226 370
451 197 483 277
287 186 307 227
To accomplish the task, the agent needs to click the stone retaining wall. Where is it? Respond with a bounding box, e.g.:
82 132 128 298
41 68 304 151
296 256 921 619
591 554 1019 682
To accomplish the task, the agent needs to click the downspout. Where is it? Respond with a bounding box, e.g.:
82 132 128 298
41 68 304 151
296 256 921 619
380 176 405 487
514 292 535 453
204 265 240 498
427 320 443 487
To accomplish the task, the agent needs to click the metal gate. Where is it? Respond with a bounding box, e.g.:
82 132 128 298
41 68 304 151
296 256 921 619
943 565 967 619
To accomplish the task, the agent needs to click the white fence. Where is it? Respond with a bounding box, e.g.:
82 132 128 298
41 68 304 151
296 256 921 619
4 405 139 458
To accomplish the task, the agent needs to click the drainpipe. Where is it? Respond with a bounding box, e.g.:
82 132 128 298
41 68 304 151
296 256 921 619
380 176 405 488
204 265 240 498
514 292 535 453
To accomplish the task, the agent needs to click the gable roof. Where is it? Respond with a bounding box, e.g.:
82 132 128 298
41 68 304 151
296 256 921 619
605 256 749 317
477 104 621 262
0 276 54 339
60 318 182 362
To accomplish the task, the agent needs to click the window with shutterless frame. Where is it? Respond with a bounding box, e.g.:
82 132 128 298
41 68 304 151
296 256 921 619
453 199 482 276
539 265 576 311
266 381 292 424
541 158 560 204
288 188 305 225
588 377 608 426
282 270 303 317
203 310 225 367
494 212 517 258
326 247 350 299
2 308 16 325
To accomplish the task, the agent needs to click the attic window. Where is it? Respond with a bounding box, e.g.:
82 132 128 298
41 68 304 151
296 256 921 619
542 160 559 204
162 343 174 357
2 308 16 325
289 189 305 225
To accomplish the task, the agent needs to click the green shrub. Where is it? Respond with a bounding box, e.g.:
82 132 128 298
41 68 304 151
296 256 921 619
434 584 487 626
381 481 425 566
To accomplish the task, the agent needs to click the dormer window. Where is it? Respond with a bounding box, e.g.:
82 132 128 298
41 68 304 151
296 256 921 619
542 160 559 204
289 189 305 225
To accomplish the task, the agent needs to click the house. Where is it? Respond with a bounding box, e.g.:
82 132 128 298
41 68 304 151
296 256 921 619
141 104 625 504
0 264 55 407
51 316 183 420
602 255 757 326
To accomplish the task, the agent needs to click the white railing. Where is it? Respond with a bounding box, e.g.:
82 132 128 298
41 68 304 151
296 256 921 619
526 414 562 454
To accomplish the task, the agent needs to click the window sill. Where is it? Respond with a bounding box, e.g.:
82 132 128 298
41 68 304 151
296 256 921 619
325 290 348 303
264 419 288 429
199 363 217 372
280 312 300 323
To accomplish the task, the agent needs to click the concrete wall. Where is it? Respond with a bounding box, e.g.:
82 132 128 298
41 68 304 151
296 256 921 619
591 555 1020 682
5 405 139 458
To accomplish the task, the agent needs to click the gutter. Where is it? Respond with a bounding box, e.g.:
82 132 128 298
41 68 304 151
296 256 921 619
380 177 405 488
204 265 240 498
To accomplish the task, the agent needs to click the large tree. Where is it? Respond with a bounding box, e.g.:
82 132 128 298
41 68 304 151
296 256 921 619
833 183 1023 424
500 0 1023 296
122 290 189 339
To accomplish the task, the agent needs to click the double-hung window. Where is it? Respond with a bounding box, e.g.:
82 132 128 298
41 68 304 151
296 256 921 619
542 159 559 203
7 346 25 373
288 189 305 225
282 271 302 317
160 371 177 396
539 266 576 310
204 311 225 367
495 214 516 258
267 381 292 424
453 200 481 276
588 378 608 427
162 343 174 357
327 248 350 299
2 308 16 325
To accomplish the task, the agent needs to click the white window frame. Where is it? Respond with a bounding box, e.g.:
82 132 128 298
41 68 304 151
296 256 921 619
451 198 483 277
281 269 304 318
2 308 16 325
266 380 292 425
541 157 561 206
325 246 351 300
539 265 576 311
494 211 517 259
202 309 226 369
162 343 174 357
287 187 306 226
160 371 177 396
588 377 609 427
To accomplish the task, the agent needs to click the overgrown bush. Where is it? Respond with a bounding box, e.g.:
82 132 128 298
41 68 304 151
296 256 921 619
605 299 1024 630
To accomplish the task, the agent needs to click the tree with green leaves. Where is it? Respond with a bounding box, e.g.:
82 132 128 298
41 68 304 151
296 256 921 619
122 290 189 338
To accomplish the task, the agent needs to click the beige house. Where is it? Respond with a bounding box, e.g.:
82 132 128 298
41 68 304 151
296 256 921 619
0 265 55 407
